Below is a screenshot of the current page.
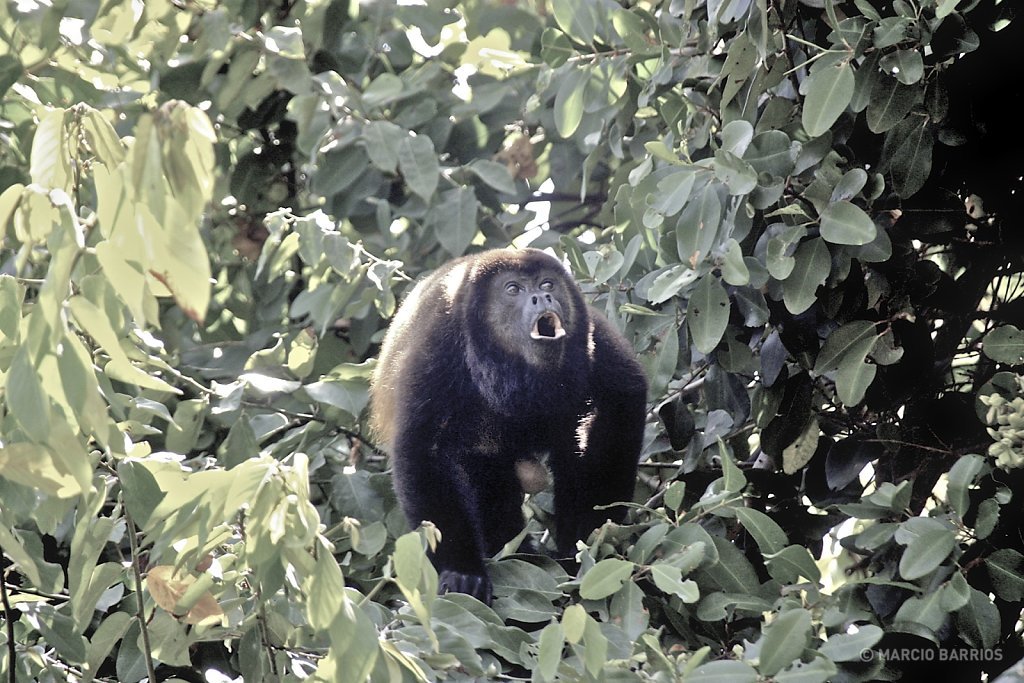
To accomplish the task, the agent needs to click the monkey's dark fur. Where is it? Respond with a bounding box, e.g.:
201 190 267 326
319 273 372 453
371 249 647 603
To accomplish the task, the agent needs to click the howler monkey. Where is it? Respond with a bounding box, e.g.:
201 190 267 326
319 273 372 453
370 249 647 604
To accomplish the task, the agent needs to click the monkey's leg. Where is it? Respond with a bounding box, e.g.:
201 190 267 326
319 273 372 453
391 446 494 603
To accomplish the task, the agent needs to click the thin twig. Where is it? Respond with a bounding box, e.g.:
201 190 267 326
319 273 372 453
0 560 16 683
125 510 158 683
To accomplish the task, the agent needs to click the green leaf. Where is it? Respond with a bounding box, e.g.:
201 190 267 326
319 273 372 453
713 150 757 195
687 274 730 354
734 507 787 555
947 454 985 518
782 416 819 475
956 588 1000 649
819 201 877 245
429 187 479 257
818 625 883 662
873 17 912 48
720 238 749 286
782 237 830 314
836 336 878 405
936 0 960 18
6 348 51 442
651 168 696 217
579 558 634 600
688 660 758 683
551 0 599 44
397 134 439 200
986 549 1024 602
554 68 589 138
982 325 1024 364
759 609 812 676
537 622 563 680
0 54 23 98
814 320 878 375
467 159 517 195
898 525 957 580
883 115 933 198
676 182 722 266
362 72 404 109
802 62 855 138
880 49 924 85
650 565 699 602
774 659 838 683
866 76 921 134
363 121 404 172
719 439 746 493
540 28 574 68
765 545 822 584
744 130 797 178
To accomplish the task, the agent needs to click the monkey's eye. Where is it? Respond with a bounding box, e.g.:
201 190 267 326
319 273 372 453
505 282 522 295
539 280 554 292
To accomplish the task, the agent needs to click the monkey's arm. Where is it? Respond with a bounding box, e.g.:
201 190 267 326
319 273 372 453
551 316 647 554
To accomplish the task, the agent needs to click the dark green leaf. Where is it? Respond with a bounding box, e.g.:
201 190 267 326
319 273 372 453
986 549 1024 602
882 115 933 198
866 76 921 133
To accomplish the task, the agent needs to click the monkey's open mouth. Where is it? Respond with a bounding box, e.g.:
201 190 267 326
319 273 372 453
531 312 566 340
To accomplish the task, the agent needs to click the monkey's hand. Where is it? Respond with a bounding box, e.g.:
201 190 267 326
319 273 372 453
439 569 493 605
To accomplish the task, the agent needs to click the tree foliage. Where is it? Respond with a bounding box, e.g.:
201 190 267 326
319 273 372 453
0 0 1022 681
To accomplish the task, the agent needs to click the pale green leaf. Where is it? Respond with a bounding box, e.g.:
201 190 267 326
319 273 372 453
688 660 758 683
760 609 812 676
836 336 878 405
899 526 956 580
687 274 730 354
554 68 588 138
813 320 878 375
734 507 787 555
397 135 439 200
802 62 854 138
983 325 1024 365
720 238 749 286
650 565 699 602
579 558 634 600
818 625 884 662
820 201 877 245
363 121 404 172
782 417 819 475
537 622 563 680
782 237 830 314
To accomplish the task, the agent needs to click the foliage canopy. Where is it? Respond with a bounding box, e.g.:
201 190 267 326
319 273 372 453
1 0 1023 681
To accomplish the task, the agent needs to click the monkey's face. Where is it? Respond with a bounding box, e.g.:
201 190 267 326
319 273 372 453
482 266 572 366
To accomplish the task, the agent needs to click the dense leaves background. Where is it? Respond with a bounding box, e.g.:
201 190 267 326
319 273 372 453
1 0 1023 681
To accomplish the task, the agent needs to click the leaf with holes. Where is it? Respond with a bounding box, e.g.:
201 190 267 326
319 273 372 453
983 325 1024 365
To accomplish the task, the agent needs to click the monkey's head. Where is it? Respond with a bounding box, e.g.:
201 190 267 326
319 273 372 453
457 249 590 411
465 250 579 361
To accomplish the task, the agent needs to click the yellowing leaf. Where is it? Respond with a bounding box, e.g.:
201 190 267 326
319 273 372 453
0 442 82 498
782 417 819 474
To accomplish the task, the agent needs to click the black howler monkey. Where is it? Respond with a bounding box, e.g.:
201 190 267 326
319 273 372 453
370 248 647 604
